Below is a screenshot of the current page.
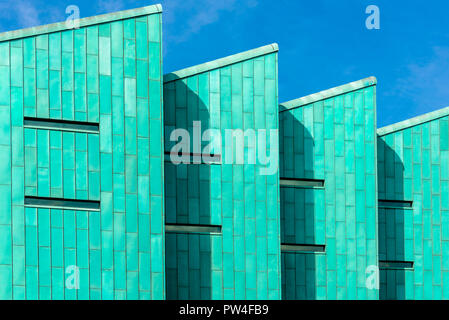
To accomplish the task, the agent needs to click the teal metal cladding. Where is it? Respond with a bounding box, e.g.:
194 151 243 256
279 78 379 300
377 108 449 300
163 45 281 300
0 6 165 299
2 3 449 302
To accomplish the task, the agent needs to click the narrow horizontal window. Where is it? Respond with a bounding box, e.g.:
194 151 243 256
379 260 414 270
281 244 325 253
24 196 100 211
24 117 99 134
165 223 222 235
164 151 222 165
378 199 413 209
280 178 325 188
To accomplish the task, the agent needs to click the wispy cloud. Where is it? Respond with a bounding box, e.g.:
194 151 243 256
95 0 127 14
0 0 41 30
160 0 258 44
13 1 41 27
0 0 258 49
0 0 65 31
388 46 449 114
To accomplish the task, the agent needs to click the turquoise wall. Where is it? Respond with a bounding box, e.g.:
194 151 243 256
0 11 165 299
279 80 379 299
2 4 449 302
163 50 281 299
378 115 449 299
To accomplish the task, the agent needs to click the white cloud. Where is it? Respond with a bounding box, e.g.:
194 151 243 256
160 0 258 44
0 0 132 32
0 0 41 29
14 1 41 27
0 0 258 45
387 46 449 115
186 0 237 34
95 0 127 14
0 0 67 31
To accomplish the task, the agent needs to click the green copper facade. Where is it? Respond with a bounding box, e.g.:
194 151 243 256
163 45 281 300
279 78 379 300
0 5 165 300
1 3 449 301
377 107 449 299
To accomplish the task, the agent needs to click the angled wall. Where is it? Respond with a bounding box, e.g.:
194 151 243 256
0 5 165 300
377 107 449 299
163 44 281 299
279 78 379 299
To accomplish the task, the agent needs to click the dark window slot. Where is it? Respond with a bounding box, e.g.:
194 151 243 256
24 117 99 134
24 196 100 211
165 223 222 235
378 199 413 209
281 243 325 253
280 178 325 188
164 151 222 165
379 260 414 270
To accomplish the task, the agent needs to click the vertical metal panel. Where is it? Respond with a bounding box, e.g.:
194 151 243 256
279 80 379 300
163 49 281 300
377 114 449 300
0 8 164 300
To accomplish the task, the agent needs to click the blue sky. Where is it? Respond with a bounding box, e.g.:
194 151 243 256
1 0 449 127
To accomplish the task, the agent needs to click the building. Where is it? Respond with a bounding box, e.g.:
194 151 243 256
0 4 447 300
377 107 449 299
163 44 280 300
279 78 378 300
0 4 165 300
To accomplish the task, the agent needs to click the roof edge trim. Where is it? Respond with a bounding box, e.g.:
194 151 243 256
0 4 162 42
279 76 377 111
377 106 449 136
163 43 279 83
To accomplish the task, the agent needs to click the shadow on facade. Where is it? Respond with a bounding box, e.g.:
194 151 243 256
164 80 213 300
279 106 318 299
377 138 406 300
